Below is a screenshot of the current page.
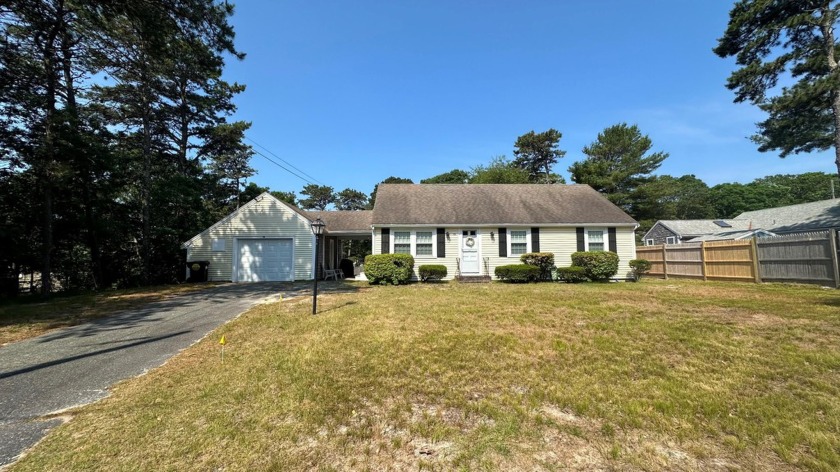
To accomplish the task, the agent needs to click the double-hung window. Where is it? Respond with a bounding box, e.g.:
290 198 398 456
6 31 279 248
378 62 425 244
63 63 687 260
587 230 605 251
665 236 676 244
393 231 411 254
416 231 433 256
510 230 528 256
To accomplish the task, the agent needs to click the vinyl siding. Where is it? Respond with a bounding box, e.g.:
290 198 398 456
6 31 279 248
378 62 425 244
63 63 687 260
372 226 637 280
186 197 314 281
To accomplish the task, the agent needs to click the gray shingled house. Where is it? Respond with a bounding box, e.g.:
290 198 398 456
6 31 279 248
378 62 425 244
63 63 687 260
643 198 840 245
183 183 639 281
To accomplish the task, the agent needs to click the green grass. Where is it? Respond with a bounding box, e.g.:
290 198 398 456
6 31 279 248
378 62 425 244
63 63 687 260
0 283 218 345
10 280 840 471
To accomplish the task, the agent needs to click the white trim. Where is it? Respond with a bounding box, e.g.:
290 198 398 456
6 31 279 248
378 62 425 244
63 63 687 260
459 229 481 274
233 237 296 282
665 236 677 245
645 238 654 246
372 222 637 229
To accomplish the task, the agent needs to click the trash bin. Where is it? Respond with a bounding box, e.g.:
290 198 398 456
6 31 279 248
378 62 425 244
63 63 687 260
339 259 355 279
186 261 209 282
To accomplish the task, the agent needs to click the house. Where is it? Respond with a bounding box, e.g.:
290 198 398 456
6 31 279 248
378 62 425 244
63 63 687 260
643 198 840 245
183 184 639 281
643 220 753 245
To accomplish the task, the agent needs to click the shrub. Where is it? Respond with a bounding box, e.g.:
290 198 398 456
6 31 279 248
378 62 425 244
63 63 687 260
364 254 415 285
495 264 540 283
555 266 588 283
570 251 619 281
520 252 555 281
629 259 652 281
418 264 447 282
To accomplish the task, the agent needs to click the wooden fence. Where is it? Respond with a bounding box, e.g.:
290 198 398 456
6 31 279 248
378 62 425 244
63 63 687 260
636 229 840 288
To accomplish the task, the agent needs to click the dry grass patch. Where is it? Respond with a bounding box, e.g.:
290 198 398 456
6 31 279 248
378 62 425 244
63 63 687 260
10 279 840 471
0 283 219 345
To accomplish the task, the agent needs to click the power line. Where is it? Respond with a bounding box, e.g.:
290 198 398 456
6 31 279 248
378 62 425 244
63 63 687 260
250 148 317 186
246 136 325 186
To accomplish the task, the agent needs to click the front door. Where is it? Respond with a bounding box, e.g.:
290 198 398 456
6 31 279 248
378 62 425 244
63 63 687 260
461 229 480 274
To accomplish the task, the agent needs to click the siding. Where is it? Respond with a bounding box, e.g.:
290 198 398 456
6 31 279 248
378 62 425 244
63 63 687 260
186 197 314 281
372 226 637 280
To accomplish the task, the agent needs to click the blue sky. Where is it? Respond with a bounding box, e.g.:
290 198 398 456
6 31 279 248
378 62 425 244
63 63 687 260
223 1 837 198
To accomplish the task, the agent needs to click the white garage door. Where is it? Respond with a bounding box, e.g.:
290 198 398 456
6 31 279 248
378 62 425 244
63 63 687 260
237 239 294 282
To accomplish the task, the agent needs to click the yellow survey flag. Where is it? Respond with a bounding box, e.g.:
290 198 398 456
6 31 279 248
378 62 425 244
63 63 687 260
219 335 226 346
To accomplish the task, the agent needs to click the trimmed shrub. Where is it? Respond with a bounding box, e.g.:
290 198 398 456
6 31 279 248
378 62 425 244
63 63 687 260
418 264 447 282
364 254 415 285
629 259 652 281
520 252 555 281
495 264 540 283
556 266 588 283
570 251 619 281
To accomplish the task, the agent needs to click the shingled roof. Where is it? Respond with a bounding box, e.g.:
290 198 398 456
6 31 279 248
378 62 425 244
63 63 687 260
656 219 752 237
370 184 637 226
736 199 840 233
306 210 373 234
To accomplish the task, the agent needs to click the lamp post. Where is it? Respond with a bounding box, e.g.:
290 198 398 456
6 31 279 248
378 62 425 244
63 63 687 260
310 217 326 315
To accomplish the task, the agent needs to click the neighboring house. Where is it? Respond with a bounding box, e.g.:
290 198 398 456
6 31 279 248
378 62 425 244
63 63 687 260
643 198 840 245
643 220 751 245
183 183 639 281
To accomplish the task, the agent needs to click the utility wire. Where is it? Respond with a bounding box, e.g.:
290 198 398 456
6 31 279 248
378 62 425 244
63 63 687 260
246 136 325 186
250 148 317 186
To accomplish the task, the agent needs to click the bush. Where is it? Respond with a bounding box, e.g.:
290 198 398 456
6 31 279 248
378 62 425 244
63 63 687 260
570 251 619 281
520 252 555 281
555 266 588 283
495 264 540 283
418 264 447 282
629 259 652 281
364 254 415 285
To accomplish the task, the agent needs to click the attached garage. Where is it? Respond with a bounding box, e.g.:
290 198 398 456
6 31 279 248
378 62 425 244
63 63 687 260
235 238 294 282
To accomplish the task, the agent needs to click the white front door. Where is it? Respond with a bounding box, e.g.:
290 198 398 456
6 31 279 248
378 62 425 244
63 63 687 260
461 230 480 274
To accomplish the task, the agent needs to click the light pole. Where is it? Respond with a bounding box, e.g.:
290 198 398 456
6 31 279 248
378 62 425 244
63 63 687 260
310 217 325 315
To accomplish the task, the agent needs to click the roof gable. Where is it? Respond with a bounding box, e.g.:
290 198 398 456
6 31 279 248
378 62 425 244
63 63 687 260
370 184 637 226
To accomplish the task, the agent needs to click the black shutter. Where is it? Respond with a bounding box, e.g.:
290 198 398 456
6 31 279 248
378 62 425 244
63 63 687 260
576 227 585 252
381 228 390 254
498 228 507 257
531 227 540 253
437 228 445 258
608 227 617 253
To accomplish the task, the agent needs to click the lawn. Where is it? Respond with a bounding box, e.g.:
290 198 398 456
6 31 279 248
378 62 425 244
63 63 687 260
0 283 218 345
10 280 840 471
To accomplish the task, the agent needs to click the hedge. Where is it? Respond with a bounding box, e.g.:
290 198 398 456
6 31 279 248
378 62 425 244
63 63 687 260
418 264 447 282
555 266 588 283
629 259 652 281
570 251 619 281
495 264 540 283
520 252 555 281
364 254 415 285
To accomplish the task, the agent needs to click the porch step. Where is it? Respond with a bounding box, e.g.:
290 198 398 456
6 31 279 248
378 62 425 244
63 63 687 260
456 275 492 283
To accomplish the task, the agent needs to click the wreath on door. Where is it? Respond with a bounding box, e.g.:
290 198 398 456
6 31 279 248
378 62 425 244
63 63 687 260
465 237 475 248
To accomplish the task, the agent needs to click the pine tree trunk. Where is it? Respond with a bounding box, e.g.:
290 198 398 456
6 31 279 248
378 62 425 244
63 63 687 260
819 6 840 179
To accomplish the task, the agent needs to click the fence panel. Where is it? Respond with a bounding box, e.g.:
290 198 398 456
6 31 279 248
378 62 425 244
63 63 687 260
756 231 838 287
664 243 703 278
636 245 665 276
703 240 756 281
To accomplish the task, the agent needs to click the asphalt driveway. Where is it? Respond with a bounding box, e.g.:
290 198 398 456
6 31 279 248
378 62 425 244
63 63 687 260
0 282 293 468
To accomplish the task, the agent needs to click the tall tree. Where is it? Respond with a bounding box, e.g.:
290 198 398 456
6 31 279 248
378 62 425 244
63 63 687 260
470 156 530 184
335 188 368 210
714 1 840 178
569 123 668 214
512 129 565 183
421 169 470 184
299 184 335 210
204 122 255 209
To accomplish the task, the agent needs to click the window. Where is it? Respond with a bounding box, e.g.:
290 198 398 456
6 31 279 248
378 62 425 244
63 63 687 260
645 239 654 246
394 231 411 254
416 231 433 256
211 239 225 252
587 230 605 251
510 230 527 255
665 236 676 244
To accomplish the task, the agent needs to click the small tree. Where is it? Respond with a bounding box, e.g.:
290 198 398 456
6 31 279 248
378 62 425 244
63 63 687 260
629 259 652 282
520 252 555 281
